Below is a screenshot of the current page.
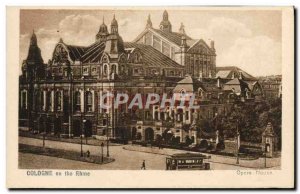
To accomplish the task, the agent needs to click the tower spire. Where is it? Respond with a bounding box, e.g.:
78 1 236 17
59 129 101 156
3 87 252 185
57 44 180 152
30 29 37 46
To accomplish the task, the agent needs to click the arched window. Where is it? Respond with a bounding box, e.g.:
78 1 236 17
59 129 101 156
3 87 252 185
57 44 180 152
46 91 52 111
56 91 62 111
198 88 203 98
40 91 44 110
74 91 81 112
134 53 139 63
86 91 93 112
103 65 108 75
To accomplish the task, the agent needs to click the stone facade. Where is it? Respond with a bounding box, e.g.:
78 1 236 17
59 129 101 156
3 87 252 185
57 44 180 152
19 11 264 143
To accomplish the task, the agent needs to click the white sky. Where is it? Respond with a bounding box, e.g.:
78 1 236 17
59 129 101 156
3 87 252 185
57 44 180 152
20 9 282 76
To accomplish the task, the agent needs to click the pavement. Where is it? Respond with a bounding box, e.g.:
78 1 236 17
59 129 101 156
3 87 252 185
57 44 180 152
19 136 281 170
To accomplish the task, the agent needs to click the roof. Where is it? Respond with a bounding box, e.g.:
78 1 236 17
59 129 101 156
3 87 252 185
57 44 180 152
152 28 192 46
223 78 249 94
216 66 257 81
59 40 106 63
65 44 86 61
81 41 106 63
173 75 205 93
124 42 183 68
170 153 210 159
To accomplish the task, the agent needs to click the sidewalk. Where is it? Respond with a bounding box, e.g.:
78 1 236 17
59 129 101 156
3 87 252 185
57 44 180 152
124 144 281 169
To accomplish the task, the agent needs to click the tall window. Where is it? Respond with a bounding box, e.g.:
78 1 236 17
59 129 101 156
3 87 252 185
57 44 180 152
86 91 93 112
162 41 170 57
74 91 81 112
103 65 108 75
153 35 161 51
56 91 62 111
46 91 52 111
40 91 44 110
145 32 152 45
21 91 27 109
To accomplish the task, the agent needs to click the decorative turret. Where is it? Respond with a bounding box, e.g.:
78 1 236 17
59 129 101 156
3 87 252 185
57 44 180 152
96 16 109 42
111 14 118 34
179 22 186 34
146 14 152 28
159 10 172 32
104 15 124 56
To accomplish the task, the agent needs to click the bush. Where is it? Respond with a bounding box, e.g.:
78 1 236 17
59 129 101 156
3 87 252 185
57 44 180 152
216 141 225 151
199 140 208 149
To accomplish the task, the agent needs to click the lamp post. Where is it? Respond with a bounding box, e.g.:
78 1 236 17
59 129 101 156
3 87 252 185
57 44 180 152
236 119 240 165
101 142 104 163
106 113 110 157
264 136 267 168
80 133 83 157
81 119 86 157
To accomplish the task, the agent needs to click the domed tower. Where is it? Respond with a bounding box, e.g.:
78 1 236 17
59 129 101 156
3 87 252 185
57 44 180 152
110 14 118 34
96 16 109 42
159 10 172 32
104 15 124 55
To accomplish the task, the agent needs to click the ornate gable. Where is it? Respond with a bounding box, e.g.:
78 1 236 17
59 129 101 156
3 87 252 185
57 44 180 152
187 39 214 55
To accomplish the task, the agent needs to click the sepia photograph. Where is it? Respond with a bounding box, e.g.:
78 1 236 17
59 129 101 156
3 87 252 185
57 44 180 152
6 6 295 189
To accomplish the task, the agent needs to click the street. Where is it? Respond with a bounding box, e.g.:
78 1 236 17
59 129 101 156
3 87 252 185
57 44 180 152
19 137 280 170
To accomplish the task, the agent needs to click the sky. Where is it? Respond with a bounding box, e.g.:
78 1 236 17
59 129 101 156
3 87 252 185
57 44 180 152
20 8 282 76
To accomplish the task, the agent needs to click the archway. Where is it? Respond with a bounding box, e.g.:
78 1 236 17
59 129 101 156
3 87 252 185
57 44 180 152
145 127 154 142
73 120 81 137
84 120 93 137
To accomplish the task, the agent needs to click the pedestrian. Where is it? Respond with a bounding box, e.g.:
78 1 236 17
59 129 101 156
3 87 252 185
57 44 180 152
141 160 146 170
86 150 90 158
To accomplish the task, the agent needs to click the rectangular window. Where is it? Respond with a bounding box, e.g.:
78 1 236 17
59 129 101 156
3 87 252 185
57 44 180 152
145 32 152 45
185 111 189 120
171 47 175 59
83 67 89 76
153 35 161 51
162 41 170 57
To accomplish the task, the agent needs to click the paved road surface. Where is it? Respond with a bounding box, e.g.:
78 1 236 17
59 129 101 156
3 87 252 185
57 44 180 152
19 137 279 170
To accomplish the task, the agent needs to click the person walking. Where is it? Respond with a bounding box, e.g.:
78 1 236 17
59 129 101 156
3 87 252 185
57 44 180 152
141 160 146 170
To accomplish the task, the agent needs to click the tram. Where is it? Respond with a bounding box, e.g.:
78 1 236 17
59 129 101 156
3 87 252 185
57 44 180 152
166 153 211 170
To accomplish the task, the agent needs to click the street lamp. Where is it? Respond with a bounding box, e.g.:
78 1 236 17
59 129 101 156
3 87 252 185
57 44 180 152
236 119 240 165
264 136 267 168
101 142 104 163
81 119 86 157
106 113 110 157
